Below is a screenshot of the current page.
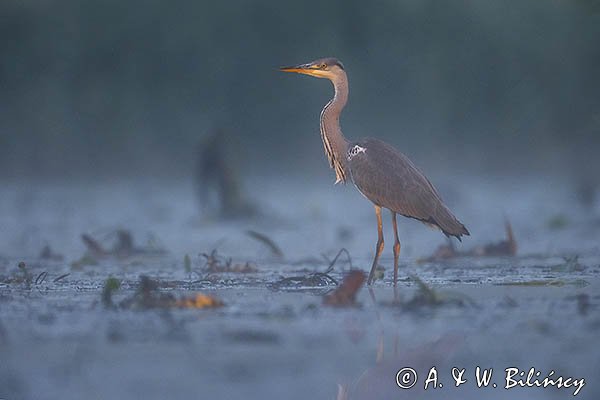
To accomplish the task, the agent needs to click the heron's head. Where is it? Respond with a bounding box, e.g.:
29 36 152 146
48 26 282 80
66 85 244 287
280 57 345 80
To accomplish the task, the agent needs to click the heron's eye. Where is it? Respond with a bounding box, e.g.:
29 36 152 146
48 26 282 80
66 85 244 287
319 63 327 69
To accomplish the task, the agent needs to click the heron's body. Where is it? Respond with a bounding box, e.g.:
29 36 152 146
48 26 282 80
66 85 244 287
281 57 469 284
348 138 467 237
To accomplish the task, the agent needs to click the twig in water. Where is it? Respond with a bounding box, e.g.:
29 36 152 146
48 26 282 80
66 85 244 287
81 234 107 258
35 271 48 285
53 273 70 283
246 230 284 258
324 248 353 273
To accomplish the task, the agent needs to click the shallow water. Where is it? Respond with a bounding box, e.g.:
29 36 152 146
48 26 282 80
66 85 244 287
1 176 599 399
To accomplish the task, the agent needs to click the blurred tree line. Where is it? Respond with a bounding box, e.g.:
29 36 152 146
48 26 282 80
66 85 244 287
0 0 598 179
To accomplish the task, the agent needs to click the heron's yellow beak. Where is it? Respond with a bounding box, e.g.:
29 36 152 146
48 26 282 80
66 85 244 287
280 64 329 78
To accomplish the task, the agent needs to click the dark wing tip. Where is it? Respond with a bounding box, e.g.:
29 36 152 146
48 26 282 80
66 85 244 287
445 224 469 242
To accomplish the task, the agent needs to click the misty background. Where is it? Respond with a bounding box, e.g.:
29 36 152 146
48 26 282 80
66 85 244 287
1 0 598 182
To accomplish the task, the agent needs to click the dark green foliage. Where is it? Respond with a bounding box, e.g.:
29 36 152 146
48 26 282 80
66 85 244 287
1 0 598 178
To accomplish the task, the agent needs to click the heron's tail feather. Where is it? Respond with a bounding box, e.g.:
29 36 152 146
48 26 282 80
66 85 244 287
431 206 470 240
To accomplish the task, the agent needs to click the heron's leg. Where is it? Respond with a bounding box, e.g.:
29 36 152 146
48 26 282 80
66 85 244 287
367 205 384 285
391 211 401 286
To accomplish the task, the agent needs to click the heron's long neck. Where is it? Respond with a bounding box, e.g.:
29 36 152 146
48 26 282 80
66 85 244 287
320 74 350 184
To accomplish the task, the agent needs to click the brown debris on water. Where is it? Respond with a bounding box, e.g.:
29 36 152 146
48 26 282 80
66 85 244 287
419 218 517 262
105 276 224 310
201 249 258 273
419 241 459 262
323 270 366 307
175 293 224 309
269 248 352 290
121 276 173 309
473 218 517 256
74 230 168 267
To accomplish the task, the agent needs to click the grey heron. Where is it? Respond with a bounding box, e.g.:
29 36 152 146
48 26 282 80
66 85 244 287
280 57 469 285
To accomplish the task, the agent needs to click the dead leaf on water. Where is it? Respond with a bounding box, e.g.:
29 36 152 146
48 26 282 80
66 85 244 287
323 270 366 307
418 218 517 262
175 293 224 309
103 276 224 310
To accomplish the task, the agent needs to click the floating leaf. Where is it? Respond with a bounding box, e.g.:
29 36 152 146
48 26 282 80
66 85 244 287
176 293 224 309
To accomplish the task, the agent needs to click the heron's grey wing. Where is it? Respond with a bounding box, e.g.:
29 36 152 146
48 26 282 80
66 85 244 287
348 138 469 238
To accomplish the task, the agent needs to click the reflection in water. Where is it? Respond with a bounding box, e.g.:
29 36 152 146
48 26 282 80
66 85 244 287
338 333 464 399
338 289 464 399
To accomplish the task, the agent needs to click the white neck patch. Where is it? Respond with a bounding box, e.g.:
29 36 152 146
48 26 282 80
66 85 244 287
347 145 366 161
